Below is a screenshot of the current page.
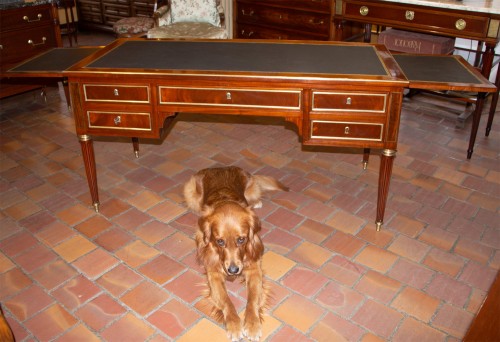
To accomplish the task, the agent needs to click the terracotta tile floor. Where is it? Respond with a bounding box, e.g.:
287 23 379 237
0 31 499 341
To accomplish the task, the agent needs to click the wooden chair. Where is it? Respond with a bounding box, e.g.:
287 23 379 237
147 0 227 39
57 0 78 46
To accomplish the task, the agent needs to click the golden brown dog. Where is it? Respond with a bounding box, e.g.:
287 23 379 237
183 166 288 341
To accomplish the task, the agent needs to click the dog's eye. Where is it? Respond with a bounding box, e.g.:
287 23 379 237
216 239 225 247
237 237 246 245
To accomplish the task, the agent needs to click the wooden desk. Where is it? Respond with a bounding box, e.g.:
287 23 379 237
67 38 409 230
335 0 500 78
4 39 495 230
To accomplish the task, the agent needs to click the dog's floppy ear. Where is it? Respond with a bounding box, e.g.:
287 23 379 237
245 211 264 261
197 216 212 248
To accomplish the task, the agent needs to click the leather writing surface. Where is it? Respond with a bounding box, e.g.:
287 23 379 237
393 55 481 84
86 41 388 76
10 48 101 72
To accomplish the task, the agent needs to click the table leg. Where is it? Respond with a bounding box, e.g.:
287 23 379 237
467 92 487 159
376 149 396 231
362 148 370 170
132 137 140 158
486 68 499 137
79 135 100 212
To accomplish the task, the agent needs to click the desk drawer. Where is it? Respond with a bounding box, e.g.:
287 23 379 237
238 3 330 34
312 91 387 113
344 1 489 38
0 25 57 64
310 120 383 141
84 84 150 103
0 5 54 32
87 111 152 131
159 86 301 110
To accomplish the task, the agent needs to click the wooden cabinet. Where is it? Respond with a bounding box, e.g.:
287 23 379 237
0 3 62 98
77 0 156 31
234 0 363 41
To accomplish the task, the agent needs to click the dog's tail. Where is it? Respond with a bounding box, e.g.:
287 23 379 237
252 175 289 193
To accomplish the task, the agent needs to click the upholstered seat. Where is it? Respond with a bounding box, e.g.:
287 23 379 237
147 21 227 39
147 0 227 39
113 16 155 38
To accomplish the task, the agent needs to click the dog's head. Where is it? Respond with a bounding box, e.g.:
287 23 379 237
196 202 264 276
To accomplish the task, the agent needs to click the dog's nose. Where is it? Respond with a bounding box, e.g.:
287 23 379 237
227 264 240 275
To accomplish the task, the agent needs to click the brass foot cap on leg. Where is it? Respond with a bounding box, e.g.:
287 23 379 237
134 151 139 158
92 202 100 213
376 221 382 231
362 160 368 170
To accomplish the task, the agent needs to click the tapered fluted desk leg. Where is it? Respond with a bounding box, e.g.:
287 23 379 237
468 92 486 159
79 135 100 212
376 149 396 231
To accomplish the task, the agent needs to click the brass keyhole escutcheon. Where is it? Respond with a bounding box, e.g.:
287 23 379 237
344 126 350 135
405 10 414 20
114 89 119 96
346 97 352 105
455 19 466 30
360 6 369 16
226 92 232 100
114 116 121 125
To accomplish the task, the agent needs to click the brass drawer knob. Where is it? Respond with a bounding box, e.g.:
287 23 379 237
360 6 369 16
114 115 121 125
456 19 466 30
405 10 415 20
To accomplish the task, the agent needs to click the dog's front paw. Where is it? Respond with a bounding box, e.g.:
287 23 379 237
243 316 262 341
252 201 262 209
226 315 243 341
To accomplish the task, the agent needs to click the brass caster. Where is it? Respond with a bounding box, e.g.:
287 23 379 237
376 221 382 231
92 202 100 213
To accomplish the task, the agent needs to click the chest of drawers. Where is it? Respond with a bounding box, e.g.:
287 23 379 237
234 0 363 41
0 3 61 98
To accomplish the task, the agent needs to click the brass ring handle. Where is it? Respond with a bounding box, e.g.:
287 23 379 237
27 37 47 46
114 116 121 125
455 19 466 30
360 6 369 16
23 13 42 22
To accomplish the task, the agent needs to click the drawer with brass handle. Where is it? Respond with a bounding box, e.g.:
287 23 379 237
87 111 152 131
312 91 387 113
343 1 489 38
83 84 150 103
310 120 384 141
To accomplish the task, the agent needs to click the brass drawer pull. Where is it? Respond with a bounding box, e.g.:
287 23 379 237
241 29 254 37
346 97 352 105
360 6 369 16
226 92 232 100
114 88 119 96
309 19 325 25
23 13 42 22
28 37 46 46
344 126 350 135
456 19 466 30
114 115 121 125
405 10 415 21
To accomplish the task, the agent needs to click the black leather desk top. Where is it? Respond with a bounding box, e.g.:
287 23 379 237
9 47 101 75
85 40 389 76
